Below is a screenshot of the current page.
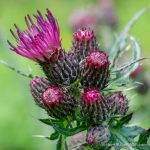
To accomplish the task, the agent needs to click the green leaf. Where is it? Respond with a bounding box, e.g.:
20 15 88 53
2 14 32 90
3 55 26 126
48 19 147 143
54 125 86 137
120 126 144 138
117 113 133 127
138 128 150 144
109 36 142 87
110 128 137 150
38 118 64 126
113 58 145 73
39 118 86 137
109 125 147 150
110 7 148 66
49 131 60 140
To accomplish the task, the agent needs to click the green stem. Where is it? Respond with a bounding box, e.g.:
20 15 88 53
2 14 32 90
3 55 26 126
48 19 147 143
0 60 33 78
65 140 68 150
57 135 66 150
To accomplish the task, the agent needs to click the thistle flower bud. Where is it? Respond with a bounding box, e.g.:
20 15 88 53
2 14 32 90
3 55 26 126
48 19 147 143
30 76 51 108
81 88 110 124
30 76 77 119
80 51 110 89
42 51 79 85
106 92 128 115
86 125 110 146
71 28 99 63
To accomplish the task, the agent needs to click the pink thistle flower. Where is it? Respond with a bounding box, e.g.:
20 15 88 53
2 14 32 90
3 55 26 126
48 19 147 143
74 28 94 41
86 50 109 69
82 87 101 104
30 76 77 119
8 9 61 63
42 85 62 107
80 50 110 89
81 88 110 124
71 28 99 63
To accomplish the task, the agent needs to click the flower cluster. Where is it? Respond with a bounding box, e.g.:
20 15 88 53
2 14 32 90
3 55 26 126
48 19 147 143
8 9 129 147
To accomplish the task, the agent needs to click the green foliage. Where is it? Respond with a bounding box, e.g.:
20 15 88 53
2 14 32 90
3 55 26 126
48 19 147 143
39 118 86 137
109 115 149 150
39 118 64 126
53 125 86 137
109 7 148 66
49 131 60 140
138 128 150 144
116 113 133 127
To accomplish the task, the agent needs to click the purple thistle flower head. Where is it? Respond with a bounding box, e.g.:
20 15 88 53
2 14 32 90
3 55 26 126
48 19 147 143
74 28 94 41
8 9 61 63
82 87 102 104
106 91 128 115
86 51 109 69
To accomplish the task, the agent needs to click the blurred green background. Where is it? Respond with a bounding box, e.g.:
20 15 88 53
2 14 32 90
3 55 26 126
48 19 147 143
0 0 150 149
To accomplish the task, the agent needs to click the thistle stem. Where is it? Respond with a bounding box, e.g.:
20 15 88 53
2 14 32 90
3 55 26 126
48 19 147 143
0 60 33 78
57 135 66 150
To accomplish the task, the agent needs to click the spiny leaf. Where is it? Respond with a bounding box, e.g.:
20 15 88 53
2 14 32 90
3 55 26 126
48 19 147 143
54 125 86 137
39 118 86 137
138 128 150 144
109 125 149 150
113 57 146 73
110 7 148 66
120 126 144 138
109 36 142 86
38 118 64 126
49 131 60 140
117 113 133 127
110 128 136 150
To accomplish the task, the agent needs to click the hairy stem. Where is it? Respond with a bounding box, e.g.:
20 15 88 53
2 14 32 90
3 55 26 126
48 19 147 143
57 135 69 150
0 60 33 78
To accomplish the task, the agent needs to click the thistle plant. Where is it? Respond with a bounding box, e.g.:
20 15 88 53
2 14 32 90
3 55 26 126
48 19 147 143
1 6 150 150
